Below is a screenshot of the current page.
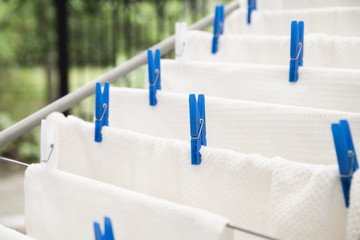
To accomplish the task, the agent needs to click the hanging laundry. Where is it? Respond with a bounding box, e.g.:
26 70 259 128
159 59 360 113
104 88 360 165
24 164 232 240
0 224 35 240
183 30 360 69
237 0 360 10
347 170 360 240
224 7 360 36
2 1 360 240
39 114 347 240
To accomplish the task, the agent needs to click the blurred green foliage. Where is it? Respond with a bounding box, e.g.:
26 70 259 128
0 0 231 167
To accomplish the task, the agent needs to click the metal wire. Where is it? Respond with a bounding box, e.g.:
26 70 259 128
0 156 29 167
227 223 281 240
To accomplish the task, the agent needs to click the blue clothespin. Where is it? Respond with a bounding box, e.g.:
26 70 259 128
332 120 358 208
94 216 115 240
95 82 109 143
289 21 304 83
189 94 207 165
212 5 224 54
247 0 256 24
148 49 161 106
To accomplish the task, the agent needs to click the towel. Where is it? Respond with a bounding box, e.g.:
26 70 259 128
41 113 347 240
25 164 232 240
237 0 360 10
224 8 360 36
347 170 360 240
0 224 35 240
160 60 360 113
184 31 360 69
105 88 360 165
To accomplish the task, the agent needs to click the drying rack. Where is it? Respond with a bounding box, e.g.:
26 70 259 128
0 1 286 239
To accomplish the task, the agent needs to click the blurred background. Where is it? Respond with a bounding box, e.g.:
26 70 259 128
0 0 231 228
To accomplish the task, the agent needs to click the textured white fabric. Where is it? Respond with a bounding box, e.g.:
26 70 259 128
105 87 360 165
25 164 232 240
185 30 360 69
42 113 347 240
225 8 360 36
347 170 360 240
237 0 360 10
0 224 35 240
160 59 360 113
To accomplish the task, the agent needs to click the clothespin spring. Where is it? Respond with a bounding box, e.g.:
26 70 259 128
214 23 223 38
176 43 186 58
149 69 160 87
41 144 54 163
290 42 303 61
341 150 355 178
95 103 108 122
191 119 204 140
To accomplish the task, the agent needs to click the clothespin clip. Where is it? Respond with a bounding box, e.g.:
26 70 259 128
147 49 161 106
289 21 304 83
189 94 207 165
331 120 358 208
212 5 224 54
175 22 187 61
95 82 109 143
94 216 115 240
247 0 256 24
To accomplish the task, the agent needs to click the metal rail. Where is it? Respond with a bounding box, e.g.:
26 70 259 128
0 1 240 148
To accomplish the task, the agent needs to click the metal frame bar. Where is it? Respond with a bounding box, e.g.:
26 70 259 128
0 1 240 148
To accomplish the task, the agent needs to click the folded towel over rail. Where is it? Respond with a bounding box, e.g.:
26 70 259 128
160 60 360 113
184 31 360 69
104 88 360 165
224 8 360 36
25 164 232 240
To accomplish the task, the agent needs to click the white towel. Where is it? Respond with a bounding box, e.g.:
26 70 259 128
160 59 360 113
0 224 35 240
347 170 360 240
41 113 347 240
25 164 232 240
224 8 360 36
105 88 360 165
184 30 360 69
237 0 360 10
